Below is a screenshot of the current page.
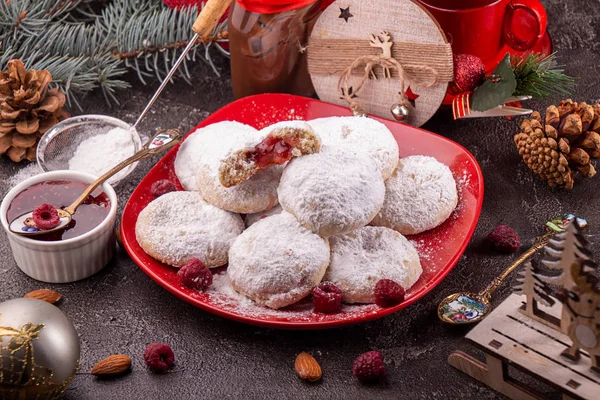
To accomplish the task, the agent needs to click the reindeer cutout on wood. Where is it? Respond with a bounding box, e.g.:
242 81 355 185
369 31 393 79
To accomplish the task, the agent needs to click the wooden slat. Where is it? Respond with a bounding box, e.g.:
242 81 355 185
466 294 599 400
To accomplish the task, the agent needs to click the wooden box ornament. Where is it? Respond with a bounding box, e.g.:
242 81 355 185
307 0 453 127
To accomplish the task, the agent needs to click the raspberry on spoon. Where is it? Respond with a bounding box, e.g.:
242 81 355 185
32 204 60 230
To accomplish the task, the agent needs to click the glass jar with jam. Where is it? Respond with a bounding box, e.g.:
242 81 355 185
228 0 333 98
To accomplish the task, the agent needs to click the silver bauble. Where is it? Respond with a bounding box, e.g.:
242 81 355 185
0 298 80 400
391 103 410 122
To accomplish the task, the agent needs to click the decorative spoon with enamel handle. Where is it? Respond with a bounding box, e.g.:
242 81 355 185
9 129 181 237
437 215 585 325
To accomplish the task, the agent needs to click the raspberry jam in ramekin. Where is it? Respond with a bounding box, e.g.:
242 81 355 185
6 180 111 241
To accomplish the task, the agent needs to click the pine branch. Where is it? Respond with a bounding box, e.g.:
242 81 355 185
0 0 228 108
511 53 575 99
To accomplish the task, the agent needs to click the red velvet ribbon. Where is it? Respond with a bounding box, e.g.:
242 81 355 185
236 0 335 14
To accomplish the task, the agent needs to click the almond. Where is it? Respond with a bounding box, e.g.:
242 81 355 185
91 354 132 376
24 289 62 304
295 352 322 382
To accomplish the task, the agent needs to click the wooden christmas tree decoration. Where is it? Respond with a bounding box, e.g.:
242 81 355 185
556 262 600 373
513 260 555 319
448 217 600 399
537 219 597 333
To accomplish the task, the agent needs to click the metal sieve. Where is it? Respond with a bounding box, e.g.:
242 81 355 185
36 115 142 186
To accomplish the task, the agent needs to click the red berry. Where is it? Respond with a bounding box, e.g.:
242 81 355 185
353 351 386 384
374 279 405 308
150 180 177 199
177 258 212 290
487 225 520 253
144 342 175 373
32 204 60 230
312 282 343 313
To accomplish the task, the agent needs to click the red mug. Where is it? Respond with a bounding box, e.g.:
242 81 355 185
417 0 547 67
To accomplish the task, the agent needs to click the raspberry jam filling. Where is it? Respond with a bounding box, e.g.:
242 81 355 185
251 135 300 169
7 180 110 241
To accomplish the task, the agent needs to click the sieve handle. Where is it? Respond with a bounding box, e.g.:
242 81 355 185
192 0 232 37
64 129 182 215
132 0 232 130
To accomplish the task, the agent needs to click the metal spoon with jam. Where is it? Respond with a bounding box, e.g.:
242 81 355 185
9 129 181 237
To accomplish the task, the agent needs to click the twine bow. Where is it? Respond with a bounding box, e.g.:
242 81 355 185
308 31 453 116
338 32 439 115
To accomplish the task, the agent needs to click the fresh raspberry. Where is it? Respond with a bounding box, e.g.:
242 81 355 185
32 204 60 230
144 343 175 373
150 180 177 199
487 225 520 253
353 351 386 383
374 279 405 308
177 258 212 290
312 282 342 313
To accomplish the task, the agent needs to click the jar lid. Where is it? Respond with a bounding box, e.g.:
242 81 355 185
236 0 324 14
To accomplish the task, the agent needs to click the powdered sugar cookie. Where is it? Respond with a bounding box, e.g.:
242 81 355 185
324 226 422 304
218 121 321 188
309 116 399 181
174 121 256 191
371 155 458 235
278 148 385 237
243 204 283 228
135 191 244 267
176 121 282 213
228 212 330 309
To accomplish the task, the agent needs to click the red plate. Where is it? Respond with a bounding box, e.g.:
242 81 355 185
121 94 484 330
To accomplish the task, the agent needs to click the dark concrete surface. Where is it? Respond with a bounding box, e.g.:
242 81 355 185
1 1 599 398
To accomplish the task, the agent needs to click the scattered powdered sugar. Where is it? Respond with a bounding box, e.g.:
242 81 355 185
325 226 422 303
208 271 379 321
278 148 385 236
371 155 458 235
68 127 136 184
227 212 330 309
8 162 43 188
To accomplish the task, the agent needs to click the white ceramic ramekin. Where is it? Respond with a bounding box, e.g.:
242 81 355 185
1 171 117 283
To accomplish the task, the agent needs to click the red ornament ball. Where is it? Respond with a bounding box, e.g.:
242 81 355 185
451 54 486 93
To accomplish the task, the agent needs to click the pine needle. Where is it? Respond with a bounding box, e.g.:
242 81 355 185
511 52 576 99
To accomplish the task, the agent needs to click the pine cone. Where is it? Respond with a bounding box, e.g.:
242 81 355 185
0 59 69 162
514 99 600 189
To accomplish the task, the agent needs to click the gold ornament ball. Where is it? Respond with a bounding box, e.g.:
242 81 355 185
0 298 80 400
391 103 410 122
